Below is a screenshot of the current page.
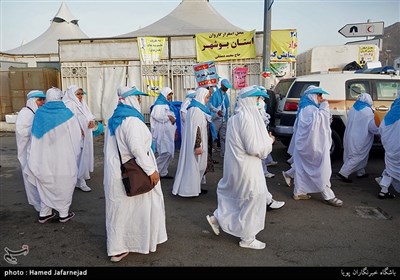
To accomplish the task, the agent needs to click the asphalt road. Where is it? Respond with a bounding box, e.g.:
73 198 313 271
0 132 399 275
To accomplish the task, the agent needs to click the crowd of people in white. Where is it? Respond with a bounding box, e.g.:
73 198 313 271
15 80 400 261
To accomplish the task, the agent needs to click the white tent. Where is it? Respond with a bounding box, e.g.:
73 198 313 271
59 0 284 122
119 0 243 37
6 2 88 55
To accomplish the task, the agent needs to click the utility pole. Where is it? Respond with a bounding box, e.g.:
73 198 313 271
262 0 273 87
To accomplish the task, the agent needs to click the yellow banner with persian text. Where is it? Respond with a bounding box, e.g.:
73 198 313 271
270 29 297 62
138 37 166 63
195 30 256 62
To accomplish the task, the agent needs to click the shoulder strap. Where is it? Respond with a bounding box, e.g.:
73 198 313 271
26 106 35 114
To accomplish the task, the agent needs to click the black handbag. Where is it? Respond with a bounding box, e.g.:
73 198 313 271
116 139 154 196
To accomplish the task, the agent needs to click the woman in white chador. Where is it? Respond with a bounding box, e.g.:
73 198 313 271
256 97 285 211
150 87 178 178
26 87 81 223
375 95 400 199
338 93 379 183
207 85 273 250
63 85 96 192
15 90 46 215
172 87 211 197
104 86 167 263
292 86 343 207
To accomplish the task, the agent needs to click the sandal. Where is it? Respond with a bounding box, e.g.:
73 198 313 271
378 192 396 199
326 197 343 207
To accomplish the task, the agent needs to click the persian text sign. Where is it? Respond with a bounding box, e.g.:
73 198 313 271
193 61 218 88
138 37 166 63
358 45 376 67
271 29 297 62
233 67 248 89
195 30 256 62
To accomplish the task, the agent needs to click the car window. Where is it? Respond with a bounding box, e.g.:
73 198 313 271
346 81 370 100
273 78 295 97
376 81 400 101
287 81 319 98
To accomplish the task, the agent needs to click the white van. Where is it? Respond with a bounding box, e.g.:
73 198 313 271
274 68 400 159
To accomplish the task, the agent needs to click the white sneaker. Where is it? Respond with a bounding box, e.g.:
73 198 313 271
282 171 292 187
77 184 92 192
239 239 266 250
206 215 220 235
266 161 278 167
267 199 285 210
264 171 275 178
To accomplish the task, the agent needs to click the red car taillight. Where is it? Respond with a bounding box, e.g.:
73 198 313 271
284 102 298 111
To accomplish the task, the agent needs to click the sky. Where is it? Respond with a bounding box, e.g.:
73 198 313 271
0 0 399 54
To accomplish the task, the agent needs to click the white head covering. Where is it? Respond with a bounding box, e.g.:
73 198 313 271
26 90 45 112
64 85 95 121
306 92 319 104
46 87 63 102
118 86 143 112
194 87 209 105
357 93 373 106
160 87 172 98
186 90 196 98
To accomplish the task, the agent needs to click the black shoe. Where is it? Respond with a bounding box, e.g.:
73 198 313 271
378 192 396 199
59 212 75 223
357 173 369 179
160 175 174 179
337 173 352 183
201 189 208 194
38 213 56 224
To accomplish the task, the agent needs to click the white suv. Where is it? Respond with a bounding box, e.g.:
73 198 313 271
274 68 400 159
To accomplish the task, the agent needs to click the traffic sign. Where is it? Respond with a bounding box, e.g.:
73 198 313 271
338 21 384 38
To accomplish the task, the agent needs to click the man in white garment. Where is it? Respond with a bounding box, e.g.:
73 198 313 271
375 95 400 199
150 87 177 179
104 86 167 263
180 89 196 136
208 79 231 157
63 85 96 192
338 93 379 183
25 87 81 223
256 97 285 211
292 85 343 207
15 90 46 216
206 85 273 250
172 87 211 197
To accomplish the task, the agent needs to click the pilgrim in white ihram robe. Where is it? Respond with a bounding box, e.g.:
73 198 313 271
150 87 176 176
293 97 334 198
172 89 209 197
63 85 96 183
15 97 41 212
25 103 81 217
213 97 272 240
339 94 379 178
104 97 167 256
378 101 400 193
